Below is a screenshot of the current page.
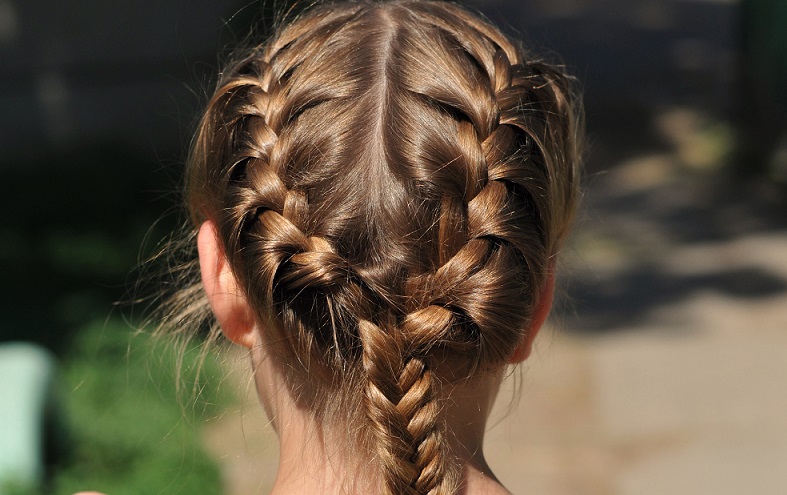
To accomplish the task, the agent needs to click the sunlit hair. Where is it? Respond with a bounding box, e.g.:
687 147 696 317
164 1 582 493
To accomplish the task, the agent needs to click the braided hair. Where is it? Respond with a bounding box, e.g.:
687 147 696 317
176 2 582 493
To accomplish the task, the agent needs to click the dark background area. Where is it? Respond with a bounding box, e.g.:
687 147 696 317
1 0 248 351
2 0 784 352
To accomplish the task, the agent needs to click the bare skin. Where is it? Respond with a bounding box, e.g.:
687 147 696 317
248 331 512 495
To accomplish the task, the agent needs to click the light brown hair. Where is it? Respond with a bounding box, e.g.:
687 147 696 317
165 1 582 493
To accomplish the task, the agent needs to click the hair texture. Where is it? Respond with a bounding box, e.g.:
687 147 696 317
166 1 582 493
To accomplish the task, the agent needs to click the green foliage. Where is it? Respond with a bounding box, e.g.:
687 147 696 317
50 319 228 495
0 479 37 495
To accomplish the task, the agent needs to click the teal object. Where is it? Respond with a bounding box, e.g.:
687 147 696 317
0 343 58 492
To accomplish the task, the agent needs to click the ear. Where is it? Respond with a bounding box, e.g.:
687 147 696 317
508 266 556 364
197 221 258 349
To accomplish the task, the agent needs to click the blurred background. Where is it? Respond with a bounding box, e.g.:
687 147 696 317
0 0 785 494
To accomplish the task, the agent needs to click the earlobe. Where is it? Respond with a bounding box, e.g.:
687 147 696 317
508 267 556 364
197 221 258 349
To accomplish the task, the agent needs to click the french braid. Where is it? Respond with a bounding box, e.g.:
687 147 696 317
179 2 582 494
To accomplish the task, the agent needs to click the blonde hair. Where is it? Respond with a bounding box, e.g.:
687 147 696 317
165 1 582 493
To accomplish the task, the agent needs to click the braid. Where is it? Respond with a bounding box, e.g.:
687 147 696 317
179 2 582 494
394 35 552 359
359 320 450 495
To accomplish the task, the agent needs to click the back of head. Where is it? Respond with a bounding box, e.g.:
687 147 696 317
181 1 582 493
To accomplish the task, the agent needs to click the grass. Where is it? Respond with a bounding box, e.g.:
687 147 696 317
48 318 228 495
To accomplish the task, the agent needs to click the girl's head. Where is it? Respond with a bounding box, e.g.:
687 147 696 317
173 1 582 493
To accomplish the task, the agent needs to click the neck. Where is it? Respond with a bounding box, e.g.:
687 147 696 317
271 432 507 495
272 422 360 495
251 343 510 494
